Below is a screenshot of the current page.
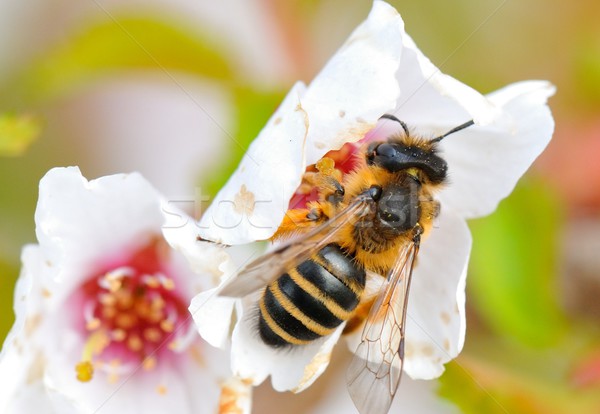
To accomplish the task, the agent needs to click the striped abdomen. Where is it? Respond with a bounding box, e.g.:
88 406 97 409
258 243 366 348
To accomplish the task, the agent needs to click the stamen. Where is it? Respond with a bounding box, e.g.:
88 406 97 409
75 361 94 382
116 291 134 309
99 293 117 306
86 318 101 331
142 275 160 288
75 240 192 383
127 334 143 352
99 267 134 292
144 327 162 343
115 313 137 329
160 320 174 333
158 274 175 291
76 330 110 382
111 329 126 342
102 306 117 319
151 296 166 311
143 356 157 371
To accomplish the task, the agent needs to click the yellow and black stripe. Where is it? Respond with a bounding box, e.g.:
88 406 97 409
258 244 366 348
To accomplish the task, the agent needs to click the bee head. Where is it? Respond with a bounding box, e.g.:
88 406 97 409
366 141 448 184
367 115 475 184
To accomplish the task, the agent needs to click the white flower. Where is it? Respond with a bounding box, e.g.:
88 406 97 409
192 0 554 403
0 167 242 414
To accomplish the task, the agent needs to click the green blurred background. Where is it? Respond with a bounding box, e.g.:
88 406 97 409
1 0 599 412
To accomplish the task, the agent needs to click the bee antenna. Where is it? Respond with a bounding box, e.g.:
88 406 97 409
379 113 410 137
430 120 475 143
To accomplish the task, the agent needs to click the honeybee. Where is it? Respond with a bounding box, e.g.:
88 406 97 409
218 114 474 414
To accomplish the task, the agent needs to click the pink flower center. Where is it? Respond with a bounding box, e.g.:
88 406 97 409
74 238 191 382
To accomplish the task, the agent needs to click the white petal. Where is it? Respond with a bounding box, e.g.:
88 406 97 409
190 288 238 349
229 297 344 392
35 167 165 296
198 82 308 245
189 244 262 348
438 81 555 219
301 0 403 164
198 0 404 245
42 330 226 414
0 245 44 413
403 209 471 380
391 34 497 132
162 210 234 296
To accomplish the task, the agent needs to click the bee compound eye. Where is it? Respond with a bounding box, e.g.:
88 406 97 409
374 143 398 158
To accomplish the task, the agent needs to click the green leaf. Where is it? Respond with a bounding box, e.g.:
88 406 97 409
2 15 233 105
468 179 568 347
0 113 42 156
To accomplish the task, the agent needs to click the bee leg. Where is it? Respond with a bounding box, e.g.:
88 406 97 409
195 235 231 248
271 203 330 241
313 157 345 207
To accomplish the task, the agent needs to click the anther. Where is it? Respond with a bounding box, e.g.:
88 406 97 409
75 361 94 382
143 356 157 371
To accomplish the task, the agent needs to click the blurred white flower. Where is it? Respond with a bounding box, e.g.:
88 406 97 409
0 167 243 414
191 0 555 409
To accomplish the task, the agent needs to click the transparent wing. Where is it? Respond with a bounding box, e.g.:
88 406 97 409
218 193 375 297
346 237 420 414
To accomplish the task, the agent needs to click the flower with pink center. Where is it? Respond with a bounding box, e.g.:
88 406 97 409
71 238 194 383
0 167 246 414
190 0 555 411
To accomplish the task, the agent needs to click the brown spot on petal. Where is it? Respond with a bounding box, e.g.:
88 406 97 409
441 311 451 325
27 351 46 384
234 185 255 216
421 345 435 357
25 314 42 338
156 384 168 395
274 117 282 125
443 338 451 352
339 110 346 118
41 288 52 298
